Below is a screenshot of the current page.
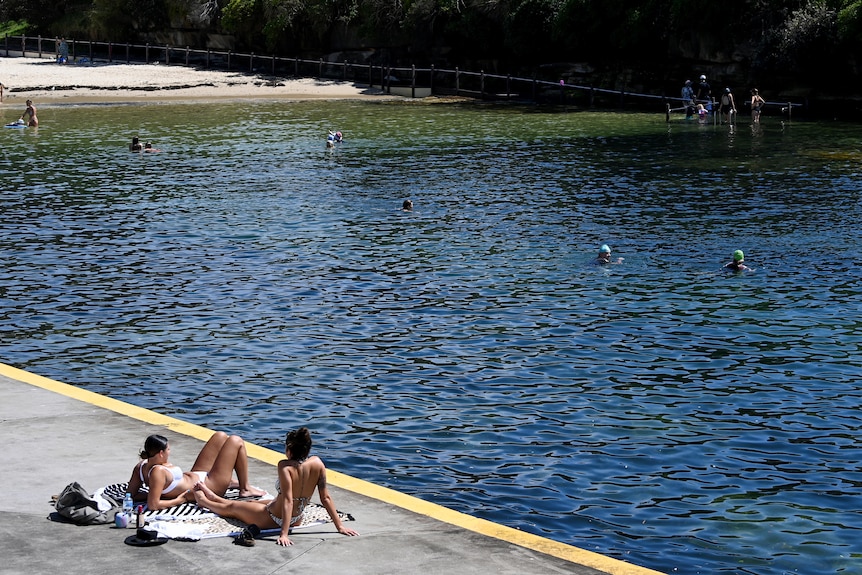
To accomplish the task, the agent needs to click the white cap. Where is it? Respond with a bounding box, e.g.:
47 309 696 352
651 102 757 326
700 75 706 81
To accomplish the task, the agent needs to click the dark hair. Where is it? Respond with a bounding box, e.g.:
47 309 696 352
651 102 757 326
285 428 312 461
140 434 168 459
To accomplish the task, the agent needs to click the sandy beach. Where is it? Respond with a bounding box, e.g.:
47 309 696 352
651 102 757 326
0 55 390 105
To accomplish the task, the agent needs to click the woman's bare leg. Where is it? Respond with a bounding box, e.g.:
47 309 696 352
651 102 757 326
191 432 240 489
204 435 266 497
192 485 273 527
190 431 229 471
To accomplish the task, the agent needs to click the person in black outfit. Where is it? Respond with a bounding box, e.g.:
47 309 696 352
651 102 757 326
696 74 711 103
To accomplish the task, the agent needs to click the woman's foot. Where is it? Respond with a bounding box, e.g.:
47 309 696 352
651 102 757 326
194 481 219 499
192 489 212 509
239 486 267 498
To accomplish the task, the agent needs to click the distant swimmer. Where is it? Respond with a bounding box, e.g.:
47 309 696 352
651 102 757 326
326 130 343 148
402 199 413 211
595 244 623 265
130 136 142 152
144 141 161 152
723 249 751 272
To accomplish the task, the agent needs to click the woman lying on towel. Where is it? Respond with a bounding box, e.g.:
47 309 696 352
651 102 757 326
192 427 359 546
128 432 266 511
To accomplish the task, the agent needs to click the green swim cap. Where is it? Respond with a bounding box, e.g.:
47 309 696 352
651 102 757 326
600 244 611 253
733 250 744 261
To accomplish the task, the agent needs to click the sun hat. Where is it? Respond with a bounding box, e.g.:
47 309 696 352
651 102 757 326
600 244 611 253
733 250 744 261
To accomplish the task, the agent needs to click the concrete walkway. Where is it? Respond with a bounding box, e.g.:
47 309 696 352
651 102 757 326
0 363 664 575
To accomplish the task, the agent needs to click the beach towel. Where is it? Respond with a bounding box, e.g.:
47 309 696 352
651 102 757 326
97 482 353 540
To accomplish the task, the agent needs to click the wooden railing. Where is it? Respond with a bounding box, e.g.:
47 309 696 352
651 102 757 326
3 34 804 113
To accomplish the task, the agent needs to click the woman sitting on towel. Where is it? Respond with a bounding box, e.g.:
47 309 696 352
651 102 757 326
192 427 359 546
128 432 266 511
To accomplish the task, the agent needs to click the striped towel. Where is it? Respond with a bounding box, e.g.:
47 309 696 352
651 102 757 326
97 482 353 538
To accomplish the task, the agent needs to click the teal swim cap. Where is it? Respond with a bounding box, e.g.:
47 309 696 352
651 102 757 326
733 250 744 261
600 244 611 253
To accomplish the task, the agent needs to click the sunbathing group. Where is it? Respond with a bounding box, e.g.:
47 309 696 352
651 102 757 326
129 427 359 546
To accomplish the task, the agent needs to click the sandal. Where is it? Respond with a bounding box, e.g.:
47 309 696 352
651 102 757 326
233 524 260 547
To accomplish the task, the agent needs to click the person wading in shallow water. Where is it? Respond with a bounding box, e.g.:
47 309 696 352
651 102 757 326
20 99 38 126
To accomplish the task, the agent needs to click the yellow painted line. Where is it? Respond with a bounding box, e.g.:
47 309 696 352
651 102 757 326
0 362 663 575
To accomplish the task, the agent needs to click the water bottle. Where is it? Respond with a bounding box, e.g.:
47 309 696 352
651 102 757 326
122 492 134 526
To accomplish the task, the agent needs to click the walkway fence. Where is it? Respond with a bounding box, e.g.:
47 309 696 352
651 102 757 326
4 34 803 116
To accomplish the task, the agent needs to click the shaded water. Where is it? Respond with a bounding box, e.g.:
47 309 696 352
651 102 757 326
2 100 861 575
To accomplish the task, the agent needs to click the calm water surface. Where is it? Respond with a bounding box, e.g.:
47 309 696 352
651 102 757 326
1 99 861 575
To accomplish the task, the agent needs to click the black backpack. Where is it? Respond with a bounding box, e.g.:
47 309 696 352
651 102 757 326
54 482 117 525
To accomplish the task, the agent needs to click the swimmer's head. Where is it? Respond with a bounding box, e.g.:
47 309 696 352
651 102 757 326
402 199 413 210
600 244 611 254
733 250 744 262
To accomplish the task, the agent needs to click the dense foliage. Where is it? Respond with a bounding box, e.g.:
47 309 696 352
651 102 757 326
2 0 861 95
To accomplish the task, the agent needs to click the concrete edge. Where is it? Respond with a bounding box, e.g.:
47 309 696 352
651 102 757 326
0 361 664 575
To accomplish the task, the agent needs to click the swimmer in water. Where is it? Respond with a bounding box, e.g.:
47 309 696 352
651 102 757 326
595 244 623 265
402 199 413 211
723 249 751 272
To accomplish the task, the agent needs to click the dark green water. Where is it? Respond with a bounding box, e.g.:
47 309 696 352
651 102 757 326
1 100 861 575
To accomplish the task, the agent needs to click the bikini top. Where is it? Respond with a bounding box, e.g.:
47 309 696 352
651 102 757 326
140 461 184 493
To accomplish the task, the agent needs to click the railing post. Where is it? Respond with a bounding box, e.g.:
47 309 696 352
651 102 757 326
480 70 485 99
228 51 232 70
294 57 299 77
560 80 566 104
165 44 170 65
318 58 323 79
411 64 416 98
146 43 150 64
126 43 130 63
21 36 26 58
108 42 113 63
88 40 93 60
456 67 460 96
38 35 42 58
532 76 537 102
589 86 595 107
343 60 347 81
507 74 511 99
250 53 254 72
186 46 190 66
206 49 210 68
430 64 434 95
272 54 275 75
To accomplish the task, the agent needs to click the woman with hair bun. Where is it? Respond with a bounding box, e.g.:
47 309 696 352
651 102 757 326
192 427 359 546
127 431 265 511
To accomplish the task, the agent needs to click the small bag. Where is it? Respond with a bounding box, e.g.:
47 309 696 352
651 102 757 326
55 482 116 525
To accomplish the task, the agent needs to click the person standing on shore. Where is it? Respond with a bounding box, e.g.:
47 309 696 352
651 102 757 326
0 81 5 103
20 99 38 126
696 75 711 104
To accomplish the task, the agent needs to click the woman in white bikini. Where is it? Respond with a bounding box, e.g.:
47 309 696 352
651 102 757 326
128 431 265 511
192 427 359 546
